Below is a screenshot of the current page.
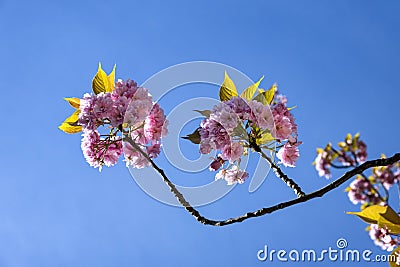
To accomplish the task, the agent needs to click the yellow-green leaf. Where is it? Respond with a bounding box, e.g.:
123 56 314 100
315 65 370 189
182 128 201 144
253 91 268 105
92 63 116 94
253 83 276 105
219 71 238 101
377 206 400 234
240 76 264 101
256 132 274 145
107 64 116 92
64 97 80 109
58 109 82 134
194 110 211 118
347 205 387 224
232 124 248 140
389 246 400 267
264 83 277 104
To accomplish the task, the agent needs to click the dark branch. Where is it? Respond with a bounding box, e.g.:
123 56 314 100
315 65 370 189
251 144 306 198
124 134 400 226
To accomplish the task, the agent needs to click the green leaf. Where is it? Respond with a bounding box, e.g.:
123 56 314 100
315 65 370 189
347 205 400 234
240 76 264 101
107 64 116 92
253 92 268 105
389 246 400 267
182 128 201 144
232 124 248 140
92 63 116 94
194 110 211 118
347 205 387 224
64 97 80 109
253 83 276 105
256 131 274 145
58 109 82 134
377 206 400 234
219 71 238 101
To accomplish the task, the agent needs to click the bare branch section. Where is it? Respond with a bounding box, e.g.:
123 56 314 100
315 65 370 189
125 135 400 226
251 144 306 198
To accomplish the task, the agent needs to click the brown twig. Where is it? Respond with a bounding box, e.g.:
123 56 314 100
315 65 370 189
251 144 306 198
124 134 400 226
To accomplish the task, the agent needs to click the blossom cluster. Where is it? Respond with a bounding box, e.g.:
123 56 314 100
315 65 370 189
346 176 381 205
348 162 400 206
314 133 367 179
315 134 400 205
315 134 400 253
369 224 399 252
79 79 168 170
192 91 300 185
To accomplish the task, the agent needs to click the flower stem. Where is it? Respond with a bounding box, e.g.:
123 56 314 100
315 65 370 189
123 133 400 226
251 142 306 198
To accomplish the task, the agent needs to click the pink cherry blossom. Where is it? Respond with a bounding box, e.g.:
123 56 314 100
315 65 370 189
93 93 113 120
215 166 249 185
374 167 398 190
81 129 122 170
146 143 161 159
347 178 381 205
369 224 398 251
109 96 129 127
221 142 243 163
314 150 332 179
144 103 168 141
271 103 297 140
356 140 367 163
277 142 300 167
79 93 98 130
112 79 138 100
199 118 230 152
123 142 151 169
209 102 239 133
226 97 251 120
124 87 153 126
248 100 274 130
209 156 224 171
77 78 169 170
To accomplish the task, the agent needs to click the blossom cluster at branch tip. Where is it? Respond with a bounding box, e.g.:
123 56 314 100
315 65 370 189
314 133 368 179
346 176 382 205
192 84 301 185
316 134 400 253
215 166 249 185
373 163 400 190
78 79 168 170
369 224 399 252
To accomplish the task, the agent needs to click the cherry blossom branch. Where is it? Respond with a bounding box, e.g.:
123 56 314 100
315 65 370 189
359 172 386 203
124 135 399 226
251 143 306 198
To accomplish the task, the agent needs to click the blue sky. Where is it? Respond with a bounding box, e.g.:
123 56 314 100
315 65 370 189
0 0 399 266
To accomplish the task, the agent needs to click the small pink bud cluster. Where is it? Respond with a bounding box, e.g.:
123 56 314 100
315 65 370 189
314 134 368 179
346 176 381 205
369 224 399 251
373 164 400 191
124 103 168 169
215 166 249 185
315 135 400 253
346 160 399 206
194 93 300 185
271 98 300 167
78 79 168 170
